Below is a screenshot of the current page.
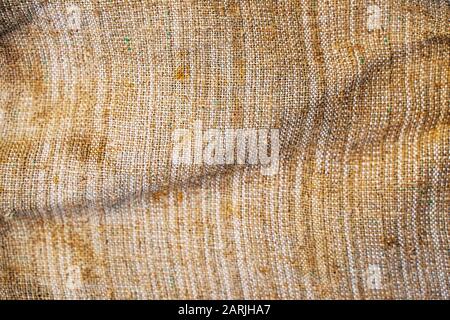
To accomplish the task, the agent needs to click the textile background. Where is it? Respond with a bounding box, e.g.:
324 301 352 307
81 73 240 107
0 0 448 299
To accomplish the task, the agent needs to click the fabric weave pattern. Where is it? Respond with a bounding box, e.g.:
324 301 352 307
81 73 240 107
0 0 448 299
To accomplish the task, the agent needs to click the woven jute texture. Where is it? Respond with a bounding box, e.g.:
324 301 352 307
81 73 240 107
0 0 448 299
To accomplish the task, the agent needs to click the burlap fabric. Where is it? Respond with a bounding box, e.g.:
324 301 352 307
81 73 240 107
0 0 448 299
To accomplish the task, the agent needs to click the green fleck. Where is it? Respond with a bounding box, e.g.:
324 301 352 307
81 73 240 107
169 275 175 287
124 37 132 51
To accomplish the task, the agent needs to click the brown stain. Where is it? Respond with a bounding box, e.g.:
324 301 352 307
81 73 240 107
123 80 136 90
66 134 91 162
350 44 365 56
66 241 99 283
384 235 399 249
235 58 246 84
102 107 110 120
427 125 445 142
0 138 34 167
95 135 108 164
232 97 244 126
174 64 190 82
263 25 278 42
226 0 241 16
48 223 102 283
177 49 189 58
176 191 183 203
223 202 242 220
0 222 53 298
65 133 107 164
30 62 46 98
31 107 52 125
330 263 340 277
0 263 52 299
258 266 270 275
1 38 46 108
152 189 169 202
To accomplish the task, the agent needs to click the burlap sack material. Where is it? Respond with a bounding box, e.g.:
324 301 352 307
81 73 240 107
0 0 448 299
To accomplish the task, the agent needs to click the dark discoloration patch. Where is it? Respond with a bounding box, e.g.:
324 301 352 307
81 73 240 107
152 189 169 202
0 224 53 298
0 38 46 93
27 221 105 284
66 135 91 162
65 134 108 164
176 191 183 203
235 58 246 84
0 138 34 166
31 105 53 126
0 0 47 37
0 264 52 299
61 231 100 282
174 64 190 82
384 235 399 249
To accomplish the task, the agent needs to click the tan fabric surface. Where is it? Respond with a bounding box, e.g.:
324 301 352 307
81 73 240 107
0 0 448 299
